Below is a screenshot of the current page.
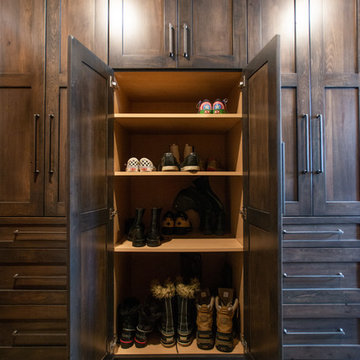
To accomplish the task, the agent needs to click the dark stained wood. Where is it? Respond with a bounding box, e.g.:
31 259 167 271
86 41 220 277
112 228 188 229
0 0 45 216
243 35 281 360
283 289 360 304
0 290 67 305
0 249 67 264
0 347 67 360
284 345 360 360
283 248 360 263
283 304 360 318
68 36 113 360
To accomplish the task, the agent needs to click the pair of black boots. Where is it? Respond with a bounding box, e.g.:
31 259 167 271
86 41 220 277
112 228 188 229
127 208 162 247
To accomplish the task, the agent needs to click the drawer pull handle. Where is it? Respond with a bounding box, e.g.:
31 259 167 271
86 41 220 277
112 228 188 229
12 330 67 337
283 272 344 279
284 328 345 336
283 229 344 235
169 23 175 58
183 23 190 59
13 274 66 280
13 230 66 235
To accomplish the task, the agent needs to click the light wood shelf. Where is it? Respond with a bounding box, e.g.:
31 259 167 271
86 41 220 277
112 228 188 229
111 113 244 133
115 236 243 253
114 171 243 176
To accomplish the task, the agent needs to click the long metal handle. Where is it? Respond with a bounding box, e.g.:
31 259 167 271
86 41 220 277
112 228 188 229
13 274 66 280
33 114 40 174
48 114 55 174
303 114 310 174
283 272 344 278
169 23 175 58
315 114 324 174
283 229 344 235
183 23 189 59
284 328 345 336
281 141 285 214
13 230 66 236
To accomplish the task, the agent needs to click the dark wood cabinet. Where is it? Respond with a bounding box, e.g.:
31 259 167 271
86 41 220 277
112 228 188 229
109 0 246 69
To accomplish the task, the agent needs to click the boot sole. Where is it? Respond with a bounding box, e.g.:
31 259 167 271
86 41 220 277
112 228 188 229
132 239 146 247
181 166 200 171
162 166 179 171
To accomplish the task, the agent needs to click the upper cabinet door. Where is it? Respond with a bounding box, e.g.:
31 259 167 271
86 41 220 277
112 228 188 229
243 35 282 360
178 0 246 68
68 36 114 360
109 0 177 68
0 0 45 216
310 0 360 216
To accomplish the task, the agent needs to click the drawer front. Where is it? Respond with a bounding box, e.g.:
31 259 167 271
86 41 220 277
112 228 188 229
284 345 360 360
0 319 67 346
283 262 359 289
282 223 360 248
283 289 360 304
283 304 360 318
0 305 67 320
0 290 67 305
0 249 67 264
283 318 360 345
0 347 67 360
0 224 66 249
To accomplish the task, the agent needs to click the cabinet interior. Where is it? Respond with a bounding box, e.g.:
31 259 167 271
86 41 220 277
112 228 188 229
111 71 245 356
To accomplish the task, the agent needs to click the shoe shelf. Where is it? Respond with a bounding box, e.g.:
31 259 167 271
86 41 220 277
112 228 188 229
114 236 243 253
113 171 243 176
111 113 244 134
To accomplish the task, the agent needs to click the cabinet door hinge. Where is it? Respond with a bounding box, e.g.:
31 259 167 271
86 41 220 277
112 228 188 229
239 75 246 89
240 206 247 221
109 75 118 89
109 208 118 220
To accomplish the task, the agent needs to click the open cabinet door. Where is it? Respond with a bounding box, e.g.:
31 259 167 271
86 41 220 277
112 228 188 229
67 36 114 360
243 35 282 360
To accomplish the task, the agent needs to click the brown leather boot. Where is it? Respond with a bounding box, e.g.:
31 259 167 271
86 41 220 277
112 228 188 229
196 288 215 350
215 288 238 352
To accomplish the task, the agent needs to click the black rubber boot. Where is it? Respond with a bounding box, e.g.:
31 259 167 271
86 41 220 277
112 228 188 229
117 297 140 348
128 208 146 247
146 208 162 247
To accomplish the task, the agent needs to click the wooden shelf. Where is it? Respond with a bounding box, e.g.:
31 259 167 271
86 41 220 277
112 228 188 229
114 171 243 176
111 113 243 133
115 236 243 253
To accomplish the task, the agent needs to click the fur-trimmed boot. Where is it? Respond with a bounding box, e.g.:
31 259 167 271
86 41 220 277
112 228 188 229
215 288 238 352
151 279 176 347
176 277 200 346
134 297 162 348
128 208 146 247
117 297 140 348
196 288 215 350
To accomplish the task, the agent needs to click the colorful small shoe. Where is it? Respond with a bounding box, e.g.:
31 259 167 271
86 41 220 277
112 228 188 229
213 98 228 114
161 211 175 235
139 157 156 172
197 99 212 114
126 157 140 172
174 211 192 235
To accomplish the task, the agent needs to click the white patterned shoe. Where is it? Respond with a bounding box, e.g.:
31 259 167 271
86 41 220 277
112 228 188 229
126 157 140 172
139 157 156 172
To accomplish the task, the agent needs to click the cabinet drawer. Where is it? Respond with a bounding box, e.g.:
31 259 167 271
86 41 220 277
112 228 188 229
0 347 67 360
0 265 67 289
283 289 360 304
283 247 360 262
0 290 67 305
284 345 360 360
0 305 67 320
0 249 67 264
283 262 359 288
283 304 360 318
0 319 67 346
283 318 360 345
0 225 66 248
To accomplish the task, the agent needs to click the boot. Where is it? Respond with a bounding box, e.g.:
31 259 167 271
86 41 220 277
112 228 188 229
134 297 161 348
117 297 140 348
196 288 215 350
151 279 176 347
176 277 200 346
128 208 146 247
170 144 180 164
215 288 238 352
146 208 162 247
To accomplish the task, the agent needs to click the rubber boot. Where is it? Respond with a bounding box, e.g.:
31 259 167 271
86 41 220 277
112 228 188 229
151 279 176 347
128 208 146 247
196 288 215 350
146 208 162 247
117 297 140 348
176 277 200 346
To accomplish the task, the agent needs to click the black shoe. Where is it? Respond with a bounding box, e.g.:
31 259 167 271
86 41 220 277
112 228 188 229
180 152 200 171
117 297 140 348
128 208 146 247
146 208 162 247
160 153 180 171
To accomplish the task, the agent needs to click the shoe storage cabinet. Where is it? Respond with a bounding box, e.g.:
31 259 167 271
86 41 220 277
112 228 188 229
111 71 245 357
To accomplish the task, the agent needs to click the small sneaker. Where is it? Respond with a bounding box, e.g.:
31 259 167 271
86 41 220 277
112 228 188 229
197 99 212 114
160 153 180 171
126 157 140 172
174 211 192 235
139 157 156 172
213 98 228 114
180 152 200 171
161 211 175 235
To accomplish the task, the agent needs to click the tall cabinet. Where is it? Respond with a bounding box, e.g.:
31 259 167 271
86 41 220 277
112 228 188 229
248 0 360 359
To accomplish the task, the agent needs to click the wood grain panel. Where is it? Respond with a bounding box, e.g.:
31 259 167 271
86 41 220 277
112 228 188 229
325 88 360 201
249 64 270 212
0 347 67 360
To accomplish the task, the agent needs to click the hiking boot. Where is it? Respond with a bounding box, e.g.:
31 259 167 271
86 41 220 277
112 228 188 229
146 208 162 247
174 211 192 235
117 297 140 348
128 208 146 247
180 152 200 171
161 211 175 235
215 288 238 352
160 152 180 171
151 279 176 347
196 288 215 350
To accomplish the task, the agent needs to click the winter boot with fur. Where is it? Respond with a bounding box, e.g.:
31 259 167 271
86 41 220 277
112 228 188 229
128 208 146 247
196 288 215 350
117 297 140 348
176 277 200 346
134 297 162 348
151 279 176 347
215 288 238 352
146 208 162 247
